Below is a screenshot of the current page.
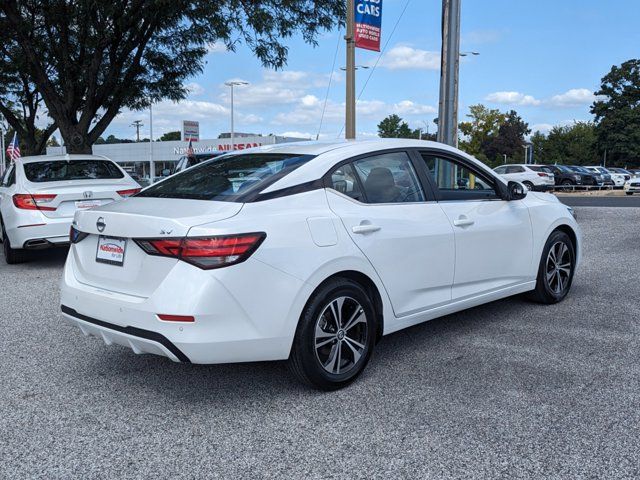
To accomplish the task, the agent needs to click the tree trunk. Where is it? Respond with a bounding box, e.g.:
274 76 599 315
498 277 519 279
59 125 93 154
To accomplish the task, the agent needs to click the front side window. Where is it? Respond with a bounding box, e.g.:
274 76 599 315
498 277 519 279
138 153 314 202
351 152 425 204
23 160 124 183
420 153 498 201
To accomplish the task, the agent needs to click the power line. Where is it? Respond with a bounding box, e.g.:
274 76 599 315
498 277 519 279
337 0 412 138
317 29 342 140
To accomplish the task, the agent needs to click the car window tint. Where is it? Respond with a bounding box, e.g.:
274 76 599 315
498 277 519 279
420 154 498 201
23 160 124 182
494 166 506 174
352 152 425 204
328 163 363 201
138 153 315 202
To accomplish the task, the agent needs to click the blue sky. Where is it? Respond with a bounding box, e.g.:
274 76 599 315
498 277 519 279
107 0 640 141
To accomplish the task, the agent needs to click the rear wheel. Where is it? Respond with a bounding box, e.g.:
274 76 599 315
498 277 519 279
528 230 575 304
289 278 376 390
561 179 575 186
626 192 634 196
523 181 535 191
1 220 29 264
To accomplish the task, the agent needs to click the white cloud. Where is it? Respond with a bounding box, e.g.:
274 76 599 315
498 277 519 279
547 88 601 107
278 131 315 139
530 123 554 134
393 100 437 115
185 82 205 97
485 91 541 106
378 45 440 70
206 41 227 54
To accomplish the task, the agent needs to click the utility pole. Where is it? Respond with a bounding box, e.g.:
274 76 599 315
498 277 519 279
149 102 154 184
345 0 356 140
437 0 461 147
131 120 143 142
225 81 249 151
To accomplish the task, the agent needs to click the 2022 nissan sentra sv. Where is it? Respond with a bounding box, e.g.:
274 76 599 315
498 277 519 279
60 139 581 390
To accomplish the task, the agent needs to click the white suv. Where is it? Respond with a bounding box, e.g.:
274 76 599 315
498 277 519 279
0 155 140 264
493 164 555 191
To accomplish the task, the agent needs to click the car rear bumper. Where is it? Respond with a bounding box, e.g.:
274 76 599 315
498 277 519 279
7 215 72 249
59 249 310 364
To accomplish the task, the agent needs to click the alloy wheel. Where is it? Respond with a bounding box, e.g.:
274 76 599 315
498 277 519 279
545 241 572 294
314 296 368 375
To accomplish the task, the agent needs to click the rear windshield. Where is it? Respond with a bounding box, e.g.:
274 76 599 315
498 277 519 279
137 153 314 202
23 160 124 183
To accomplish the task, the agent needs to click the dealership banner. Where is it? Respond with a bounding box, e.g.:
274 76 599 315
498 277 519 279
182 120 200 141
354 0 383 52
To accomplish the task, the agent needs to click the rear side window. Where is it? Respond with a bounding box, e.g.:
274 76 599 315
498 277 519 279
23 160 124 183
349 152 425 204
138 153 314 202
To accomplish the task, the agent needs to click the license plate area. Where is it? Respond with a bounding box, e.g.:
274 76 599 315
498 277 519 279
76 200 103 209
96 236 127 266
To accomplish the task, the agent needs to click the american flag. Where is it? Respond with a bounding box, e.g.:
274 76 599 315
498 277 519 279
186 138 194 157
6 132 20 162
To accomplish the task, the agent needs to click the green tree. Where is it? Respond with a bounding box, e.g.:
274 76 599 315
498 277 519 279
458 104 506 163
591 59 640 166
377 114 419 138
543 122 599 165
159 131 181 141
482 110 530 166
530 130 547 164
0 1 344 154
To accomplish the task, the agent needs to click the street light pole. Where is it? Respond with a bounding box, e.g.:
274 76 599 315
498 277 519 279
225 81 249 151
345 0 356 140
437 0 461 147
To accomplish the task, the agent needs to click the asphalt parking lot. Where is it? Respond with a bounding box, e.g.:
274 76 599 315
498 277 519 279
1 207 639 479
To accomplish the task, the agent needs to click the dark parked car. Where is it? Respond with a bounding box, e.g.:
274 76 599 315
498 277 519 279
565 165 604 186
542 164 584 186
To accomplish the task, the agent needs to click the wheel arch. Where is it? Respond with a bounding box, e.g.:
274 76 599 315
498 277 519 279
305 270 385 344
553 223 578 259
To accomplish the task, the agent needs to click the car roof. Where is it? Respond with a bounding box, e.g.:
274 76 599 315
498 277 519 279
245 139 506 193
16 154 114 164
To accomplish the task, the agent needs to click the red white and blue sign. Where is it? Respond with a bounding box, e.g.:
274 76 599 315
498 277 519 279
354 0 383 52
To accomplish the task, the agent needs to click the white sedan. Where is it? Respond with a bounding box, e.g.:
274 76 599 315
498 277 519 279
493 164 555 191
60 140 581 390
0 155 140 263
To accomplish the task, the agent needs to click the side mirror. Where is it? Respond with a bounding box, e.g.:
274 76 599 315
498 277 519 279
507 181 527 200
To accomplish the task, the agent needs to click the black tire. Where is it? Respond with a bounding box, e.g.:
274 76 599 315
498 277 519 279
528 230 575 304
523 181 535 191
626 192 634 196
561 179 575 186
288 278 377 390
1 220 29 264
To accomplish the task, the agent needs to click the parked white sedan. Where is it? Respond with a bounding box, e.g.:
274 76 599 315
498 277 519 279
60 140 581 389
493 164 555 191
0 155 140 263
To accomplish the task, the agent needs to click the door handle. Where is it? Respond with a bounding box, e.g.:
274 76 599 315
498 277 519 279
352 224 381 234
453 215 474 227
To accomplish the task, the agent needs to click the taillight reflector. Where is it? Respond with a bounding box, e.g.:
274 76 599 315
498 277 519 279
69 225 89 244
537 173 548 177
13 194 57 211
117 188 141 198
135 233 266 270
157 314 195 323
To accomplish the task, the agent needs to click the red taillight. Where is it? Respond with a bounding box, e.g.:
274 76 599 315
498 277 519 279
537 173 548 177
157 314 195 323
13 194 57 211
117 188 141 198
135 233 266 269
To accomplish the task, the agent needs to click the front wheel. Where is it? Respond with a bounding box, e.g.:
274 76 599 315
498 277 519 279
288 278 377 390
528 230 576 304
626 192 634 196
522 181 535 191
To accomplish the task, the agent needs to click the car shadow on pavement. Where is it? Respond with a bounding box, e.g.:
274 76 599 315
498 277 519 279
1 247 69 269
78 293 534 403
